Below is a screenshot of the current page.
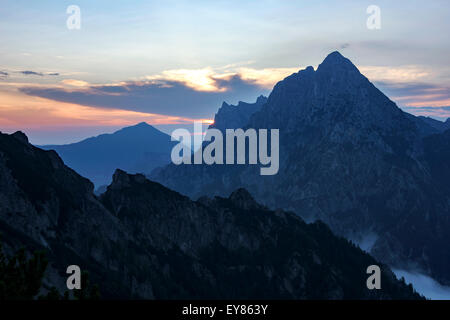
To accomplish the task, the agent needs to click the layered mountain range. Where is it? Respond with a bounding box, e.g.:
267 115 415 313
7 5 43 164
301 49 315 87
0 130 419 299
152 52 450 286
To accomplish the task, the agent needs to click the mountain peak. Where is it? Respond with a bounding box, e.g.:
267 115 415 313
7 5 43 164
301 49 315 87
229 188 261 210
317 51 359 73
12 131 29 144
125 122 155 130
112 169 131 188
135 121 151 127
324 50 345 60
111 169 148 189
256 95 268 104
221 101 230 108
120 122 156 131
117 121 163 135
321 51 349 65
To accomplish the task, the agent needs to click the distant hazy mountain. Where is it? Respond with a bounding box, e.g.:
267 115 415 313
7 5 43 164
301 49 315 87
0 130 421 299
152 52 450 286
41 122 174 187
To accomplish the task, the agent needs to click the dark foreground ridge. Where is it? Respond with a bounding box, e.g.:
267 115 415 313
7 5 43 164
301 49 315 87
0 131 420 299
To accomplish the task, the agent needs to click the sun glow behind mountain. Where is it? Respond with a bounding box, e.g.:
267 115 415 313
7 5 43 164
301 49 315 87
0 0 449 144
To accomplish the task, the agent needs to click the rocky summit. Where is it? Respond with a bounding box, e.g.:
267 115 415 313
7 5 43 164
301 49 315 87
0 131 420 299
152 51 450 286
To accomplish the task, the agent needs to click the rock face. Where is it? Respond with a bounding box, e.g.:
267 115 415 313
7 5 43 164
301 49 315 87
210 95 267 131
152 52 450 286
0 131 419 299
418 116 450 133
41 122 175 187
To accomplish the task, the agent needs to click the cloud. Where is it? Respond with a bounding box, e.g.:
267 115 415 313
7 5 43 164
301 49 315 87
359 65 431 83
20 71 272 118
375 81 450 108
20 71 59 77
0 71 8 79
237 67 299 88
21 71 44 76
402 106 450 120
355 65 450 106
144 67 299 91
0 86 202 131
19 64 449 120
61 79 90 87
375 80 450 120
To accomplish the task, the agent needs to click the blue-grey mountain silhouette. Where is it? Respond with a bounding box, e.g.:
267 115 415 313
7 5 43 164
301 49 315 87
42 122 175 187
152 51 450 287
417 116 450 132
210 95 267 131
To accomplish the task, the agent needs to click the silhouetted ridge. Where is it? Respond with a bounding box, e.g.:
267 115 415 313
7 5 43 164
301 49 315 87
211 95 267 131
12 131 29 144
317 51 359 72
228 188 261 210
111 169 148 188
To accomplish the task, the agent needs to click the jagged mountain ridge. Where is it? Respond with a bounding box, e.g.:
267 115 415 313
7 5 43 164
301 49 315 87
418 116 450 133
152 52 450 286
210 95 268 131
0 131 420 299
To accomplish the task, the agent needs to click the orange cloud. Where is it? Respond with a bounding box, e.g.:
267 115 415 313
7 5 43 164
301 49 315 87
145 68 228 92
404 107 450 119
143 66 300 92
0 87 208 130
237 67 300 88
142 65 437 93
61 79 90 87
359 65 431 83
4 63 448 134
404 99 450 107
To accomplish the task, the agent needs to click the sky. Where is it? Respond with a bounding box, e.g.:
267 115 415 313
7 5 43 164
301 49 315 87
0 0 449 144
